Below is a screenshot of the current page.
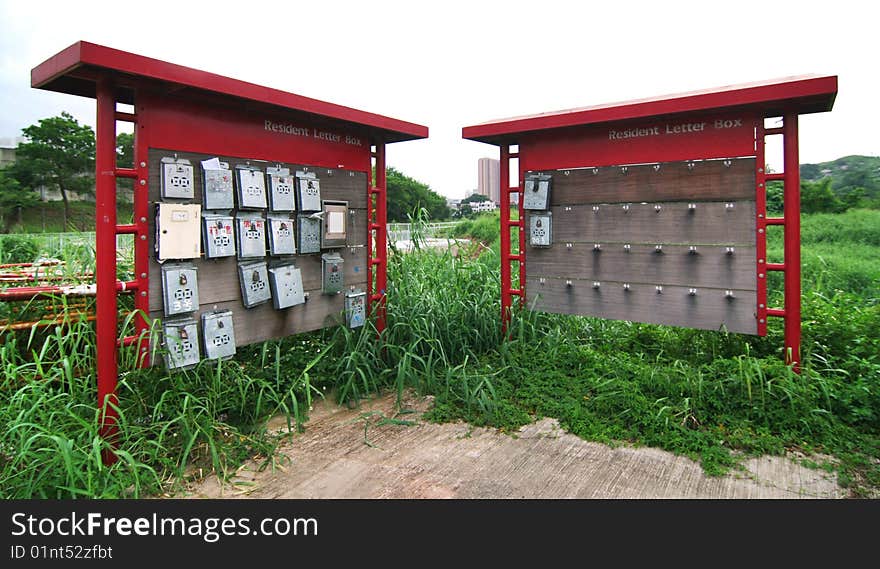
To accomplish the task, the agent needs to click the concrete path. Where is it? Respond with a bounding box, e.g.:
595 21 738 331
184 390 844 499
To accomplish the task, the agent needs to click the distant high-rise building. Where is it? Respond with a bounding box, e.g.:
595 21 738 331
477 157 500 204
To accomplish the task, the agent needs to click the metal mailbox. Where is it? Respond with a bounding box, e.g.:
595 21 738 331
201 310 236 360
160 263 199 317
267 216 296 256
237 260 272 308
201 160 234 210
160 156 195 200
163 318 200 369
202 213 236 259
267 166 296 212
268 263 305 309
235 164 268 209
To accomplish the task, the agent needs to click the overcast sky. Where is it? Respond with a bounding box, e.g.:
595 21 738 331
1 0 876 198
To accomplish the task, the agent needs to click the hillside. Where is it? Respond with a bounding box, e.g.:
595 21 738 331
801 155 880 198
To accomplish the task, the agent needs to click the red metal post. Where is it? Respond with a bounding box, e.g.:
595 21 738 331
516 153 526 308
499 145 512 332
132 99 151 368
95 77 119 464
374 142 388 333
755 120 768 336
367 151 374 324
783 113 801 370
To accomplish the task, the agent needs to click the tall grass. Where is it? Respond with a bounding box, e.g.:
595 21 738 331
1 208 878 497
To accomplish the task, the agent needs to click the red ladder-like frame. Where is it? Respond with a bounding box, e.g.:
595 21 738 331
499 145 525 332
756 113 802 371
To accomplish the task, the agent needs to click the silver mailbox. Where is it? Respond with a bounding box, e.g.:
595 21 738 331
267 166 296 212
523 173 552 211
201 161 234 210
235 165 267 209
295 171 322 212
345 288 367 328
268 263 305 310
238 260 272 308
161 263 199 317
321 252 344 295
298 214 322 254
235 214 266 259
201 310 236 360
163 318 200 370
160 156 195 200
529 212 552 248
267 216 296 256
202 213 236 259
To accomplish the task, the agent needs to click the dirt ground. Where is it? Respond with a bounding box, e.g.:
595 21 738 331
182 390 844 499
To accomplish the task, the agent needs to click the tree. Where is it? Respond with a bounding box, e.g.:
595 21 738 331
0 168 38 233
801 178 845 214
116 132 135 197
385 167 450 222
461 193 490 204
8 112 95 229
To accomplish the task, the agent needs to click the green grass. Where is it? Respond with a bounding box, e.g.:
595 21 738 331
3 200 134 234
1 208 878 498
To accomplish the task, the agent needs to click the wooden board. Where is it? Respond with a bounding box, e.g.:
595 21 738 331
147 148 369 350
535 157 755 205
524 158 758 334
537 200 756 245
526 277 757 334
526 244 756 290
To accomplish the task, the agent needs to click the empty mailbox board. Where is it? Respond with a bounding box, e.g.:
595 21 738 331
235 214 266 259
238 260 272 308
267 216 296 256
298 214 322 254
296 171 322 211
161 156 195 200
268 264 305 309
267 166 296 212
161 263 200 317
201 310 236 360
201 161 234 210
156 203 201 260
202 213 236 258
235 165 268 209
163 318 200 369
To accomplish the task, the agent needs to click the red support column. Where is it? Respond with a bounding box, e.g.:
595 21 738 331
499 145 512 333
95 77 119 464
783 113 801 371
374 142 388 333
516 154 525 309
132 101 150 368
755 120 768 336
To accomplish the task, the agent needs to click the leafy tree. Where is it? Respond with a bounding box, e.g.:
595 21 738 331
0 168 38 233
385 167 450 222
801 178 845 214
8 112 95 229
461 193 490 204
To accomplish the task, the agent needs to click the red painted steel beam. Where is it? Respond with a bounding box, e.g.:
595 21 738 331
132 100 150 368
766 173 785 182
114 111 137 123
767 308 786 318
766 263 786 271
95 77 119 464
499 146 512 333
374 143 388 333
766 217 786 225
783 113 801 371
755 120 768 337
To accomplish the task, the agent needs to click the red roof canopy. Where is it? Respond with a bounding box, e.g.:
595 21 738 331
462 75 837 145
32 41 428 144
